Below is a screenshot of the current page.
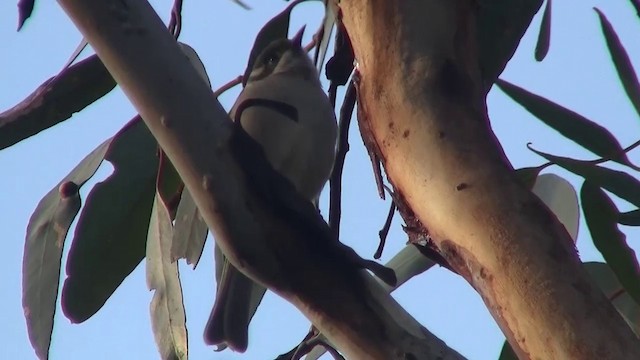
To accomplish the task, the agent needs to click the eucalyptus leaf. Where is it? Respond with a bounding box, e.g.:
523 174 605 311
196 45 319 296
533 173 579 242
530 147 640 209
477 0 544 92
147 194 188 360
498 341 518 360
619 209 640 226
0 55 116 150
515 166 544 189
157 152 183 220
498 80 637 169
17 0 35 30
325 23 354 87
23 139 110 360
313 0 336 73
499 258 640 358
534 0 551 61
61 118 159 323
629 0 640 18
585 261 640 334
581 182 640 305
172 190 208 267
595 8 640 119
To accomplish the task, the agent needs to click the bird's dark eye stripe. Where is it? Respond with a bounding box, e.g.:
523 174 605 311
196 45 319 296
234 98 299 123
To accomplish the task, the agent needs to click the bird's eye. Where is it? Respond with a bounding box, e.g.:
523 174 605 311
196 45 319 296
266 54 279 66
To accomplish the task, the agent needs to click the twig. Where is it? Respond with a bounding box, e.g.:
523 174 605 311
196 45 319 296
531 138 640 171
353 71 386 199
167 0 183 39
375 200 396 259
329 81 356 240
304 33 319 53
589 138 640 165
213 75 243 98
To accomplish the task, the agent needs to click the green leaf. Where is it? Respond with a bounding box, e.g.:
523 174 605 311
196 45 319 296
532 173 579 242
313 1 336 73
17 0 35 31
581 182 640 305
619 209 640 226
171 190 208 267
515 166 545 189
379 245 435 291
157 152 183 220
61 117 159 323
477 0 543 93
0 55 116 150
147 194 188 360
242 0 317 86
594 8 640 120
629 0 640 18
498 341 518 360
178 43 212 88
585 261 640 334
498 80 637 169
22 140 110 360
530 147 640 209
534 0 551 61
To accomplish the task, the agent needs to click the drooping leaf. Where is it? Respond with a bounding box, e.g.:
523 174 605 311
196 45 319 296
498 341 518 360
515 166 545 189
585 261 640 334
619 209 640 226
147 194 188 360
157 152 183 220
242 0 316 86
22 140 111 360
532 173 579 242
172 190 208 267
178 43 212 88
313 0 336 73
499 260 640 358
534 0 552 61
629 0 640 18
376 244 435 292
581 182 640 305
0 55 116 150
530 147 640 209
595 8 640 119
17 0 35 30
325 22 354 86
477 0 544 92
61 117 158 323
498 80 637 169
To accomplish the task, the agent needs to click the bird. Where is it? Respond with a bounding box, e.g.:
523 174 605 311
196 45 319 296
203 27 338 353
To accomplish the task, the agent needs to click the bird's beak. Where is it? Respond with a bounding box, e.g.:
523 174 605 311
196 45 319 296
292 25 306 48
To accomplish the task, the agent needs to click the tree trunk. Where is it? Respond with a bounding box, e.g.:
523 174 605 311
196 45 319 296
339 1 640 359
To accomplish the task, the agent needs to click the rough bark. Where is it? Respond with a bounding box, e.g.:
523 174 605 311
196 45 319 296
55 0 464 358
339 1 640 359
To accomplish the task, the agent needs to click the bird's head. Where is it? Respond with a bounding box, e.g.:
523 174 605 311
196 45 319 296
246 27 318 84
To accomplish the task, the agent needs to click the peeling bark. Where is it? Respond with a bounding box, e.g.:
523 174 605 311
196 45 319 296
340 1 640 359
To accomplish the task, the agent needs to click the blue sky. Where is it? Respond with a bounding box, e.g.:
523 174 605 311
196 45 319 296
1 1 639 359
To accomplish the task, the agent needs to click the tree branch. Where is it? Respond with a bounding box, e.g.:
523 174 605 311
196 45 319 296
56 0 463 358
